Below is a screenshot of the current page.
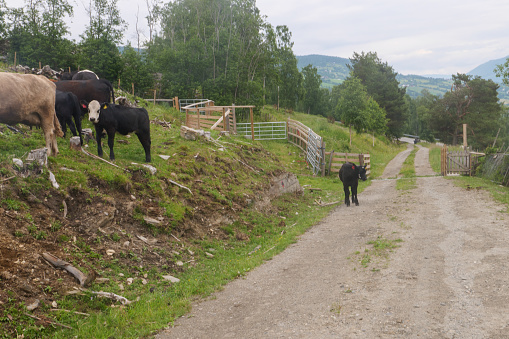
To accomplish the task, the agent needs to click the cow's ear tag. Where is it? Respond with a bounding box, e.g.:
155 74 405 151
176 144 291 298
103 105 108 109
352 165 355 169
81 104 86 108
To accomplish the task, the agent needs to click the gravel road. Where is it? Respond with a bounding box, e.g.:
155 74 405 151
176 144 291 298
157 144 509 338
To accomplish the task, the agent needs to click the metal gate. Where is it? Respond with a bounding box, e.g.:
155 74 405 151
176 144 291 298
236 122 287 140
307 129 324 175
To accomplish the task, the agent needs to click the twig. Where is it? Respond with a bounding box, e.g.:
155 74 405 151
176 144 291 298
24 313 73 330
0 176 15 182
50 309 90 316
62 200 68 219
263 245 276 254
81 149 127 171
316 200 341 207
167 179 193 195
171 233 181 242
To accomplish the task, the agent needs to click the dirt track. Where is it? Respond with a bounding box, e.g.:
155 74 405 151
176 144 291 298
157 144 509 338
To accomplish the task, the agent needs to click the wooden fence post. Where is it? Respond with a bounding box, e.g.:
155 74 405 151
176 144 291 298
153 90 156 104
174 96 179 111
250 107 254 141
321 139 326 177
328 151 334 175
222 107 226 132
131 83 134 96
232 104 236 133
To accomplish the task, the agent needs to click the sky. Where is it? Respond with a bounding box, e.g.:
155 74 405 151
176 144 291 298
6 0 509 77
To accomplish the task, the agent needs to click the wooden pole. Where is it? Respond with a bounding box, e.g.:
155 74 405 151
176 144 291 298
174 96 179 111
131 83 134 97
463 124 467 148
118 79 120 89
222 107 226 132
328 151 334 175
39 61 41 69
197 109 200 129
232 104 237 133
14 52 17 68
320 139 326 177
250 107 254 141
153 90 156 105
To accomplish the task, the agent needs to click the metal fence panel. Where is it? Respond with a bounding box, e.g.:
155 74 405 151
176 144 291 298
236 122 287 140
306 129 323 175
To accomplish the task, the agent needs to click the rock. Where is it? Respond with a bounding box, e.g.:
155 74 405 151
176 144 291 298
127 278 133 285
205 252 214 258
26 299 40 311
51 301 57 308
12 158 23 169
159 155 171 160
70 136 81 151
143 217 161 226
162 275 180 283
180 126 211 141
119 283 124 291
176 261 184 266
26 148 48 167
106 249 115 256
132 163 157 175
142 279 147 285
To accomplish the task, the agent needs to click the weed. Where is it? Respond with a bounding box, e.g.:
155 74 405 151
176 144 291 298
50 220 62 232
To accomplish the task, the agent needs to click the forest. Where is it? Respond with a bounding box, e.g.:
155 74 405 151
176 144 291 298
1 0 508 149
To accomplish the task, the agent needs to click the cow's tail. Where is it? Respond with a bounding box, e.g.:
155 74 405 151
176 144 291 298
53 110 64 137
103 79 115 103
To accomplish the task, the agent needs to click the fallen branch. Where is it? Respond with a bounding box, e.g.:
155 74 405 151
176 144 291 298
42 252 96 287
88 290 134 305
0 176 16 182
171 233 181 242
81 149 127 171
315 200 341 207
62 200 68 219
167 178 193 195
24 313 73 330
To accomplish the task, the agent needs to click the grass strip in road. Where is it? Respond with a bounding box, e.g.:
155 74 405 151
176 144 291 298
396 146 417 191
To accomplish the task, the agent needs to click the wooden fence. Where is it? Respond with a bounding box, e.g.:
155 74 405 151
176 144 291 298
441 145 484 176
325 151 371 176
287 119 370 177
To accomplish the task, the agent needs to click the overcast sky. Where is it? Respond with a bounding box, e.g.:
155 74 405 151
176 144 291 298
6 0 509 76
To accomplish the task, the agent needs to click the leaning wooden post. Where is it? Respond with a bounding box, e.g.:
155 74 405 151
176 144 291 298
250 107 254 141
222 107 226 132
14 52 16 68
174 96 179 111
153 90 156 105
327 151 334 175
197 109 200 129
131 83 135 96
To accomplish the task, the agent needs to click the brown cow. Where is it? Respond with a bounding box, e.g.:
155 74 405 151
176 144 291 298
0 73 63 156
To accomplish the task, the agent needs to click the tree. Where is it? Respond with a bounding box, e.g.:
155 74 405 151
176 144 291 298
429 74 503 148
5 0 76 68
78 0 126 80
335 76 387 144
349 51 408 138
301 64 323 115
118 45 154 96
405 90 437 142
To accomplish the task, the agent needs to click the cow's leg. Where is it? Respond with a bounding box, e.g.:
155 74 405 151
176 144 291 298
352 182 359 206
95 125 104 157
107 130 116 160
57 116 67 137
67 117 78 137
74 113 83 145
136 132 151 162
343 184 350 207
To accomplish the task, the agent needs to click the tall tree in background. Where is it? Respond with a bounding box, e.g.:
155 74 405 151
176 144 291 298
5 0 75 68
118 45 154 96
349 51 407 138
335 76 387 143
0 0 8 54
78 0 126 80
149 0 271 107
405 90 437 142
301 64 323 115
429 74 503 148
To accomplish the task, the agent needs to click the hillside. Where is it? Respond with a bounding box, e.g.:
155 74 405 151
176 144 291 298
297 54 509 101
0 92 403 338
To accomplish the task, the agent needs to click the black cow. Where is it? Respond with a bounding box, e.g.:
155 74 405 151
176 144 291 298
84 100 151 162
72 70 99 80
55 79 115 115
339 162 367 207
55 90 83 145
57 71 78 80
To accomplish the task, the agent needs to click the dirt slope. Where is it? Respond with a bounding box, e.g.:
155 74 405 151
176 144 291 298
157 144 509 338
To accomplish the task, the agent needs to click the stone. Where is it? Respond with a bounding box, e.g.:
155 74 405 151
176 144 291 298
70 136 81 151
162 275 180 283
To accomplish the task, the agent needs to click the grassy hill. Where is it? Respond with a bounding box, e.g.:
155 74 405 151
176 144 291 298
0 86 403 338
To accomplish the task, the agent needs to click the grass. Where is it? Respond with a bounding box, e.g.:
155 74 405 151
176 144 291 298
396 145 417 191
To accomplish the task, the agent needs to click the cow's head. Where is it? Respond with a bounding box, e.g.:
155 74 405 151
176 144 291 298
358 165 367 181
87 100 108 124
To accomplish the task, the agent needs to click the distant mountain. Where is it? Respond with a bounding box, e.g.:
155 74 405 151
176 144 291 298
296 54 509 102
467 56 508 83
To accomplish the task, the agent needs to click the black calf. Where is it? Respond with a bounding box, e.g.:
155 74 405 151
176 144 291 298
339 162 367 206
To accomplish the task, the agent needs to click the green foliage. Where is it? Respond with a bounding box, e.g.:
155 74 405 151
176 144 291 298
349 51 408 138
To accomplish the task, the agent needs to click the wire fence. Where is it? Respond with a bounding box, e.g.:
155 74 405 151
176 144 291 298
236 122 287 140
